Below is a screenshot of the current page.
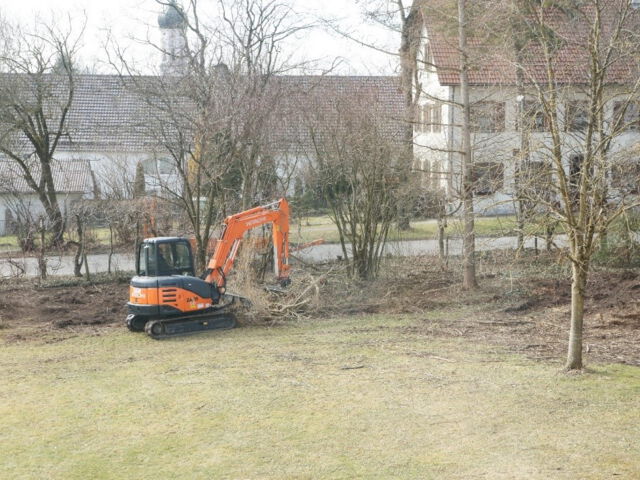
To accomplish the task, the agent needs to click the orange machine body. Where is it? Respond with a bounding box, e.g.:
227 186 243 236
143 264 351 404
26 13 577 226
127 198 290 320
129 285 213 313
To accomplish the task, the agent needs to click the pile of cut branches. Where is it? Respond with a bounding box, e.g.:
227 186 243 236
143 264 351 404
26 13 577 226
228 243 336 323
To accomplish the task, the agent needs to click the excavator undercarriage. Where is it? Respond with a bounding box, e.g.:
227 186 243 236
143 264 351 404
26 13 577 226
127 293 248 339
143 310 237 339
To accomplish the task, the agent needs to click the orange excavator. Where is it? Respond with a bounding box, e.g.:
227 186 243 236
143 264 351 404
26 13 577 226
126 198 291 339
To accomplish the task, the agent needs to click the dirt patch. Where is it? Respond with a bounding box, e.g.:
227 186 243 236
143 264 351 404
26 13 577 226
400 265 640 367
0 281 128 341
253 253 640 366
1 252 638 366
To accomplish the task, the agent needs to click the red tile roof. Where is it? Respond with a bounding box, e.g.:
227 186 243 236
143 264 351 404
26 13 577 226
425 1 640 86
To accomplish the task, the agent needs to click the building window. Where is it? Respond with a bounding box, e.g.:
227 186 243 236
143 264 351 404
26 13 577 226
470 102 505 133
472 162 504 195
517 101 549 132
565 101 589 132
424 42 433 66
612 101 640 132
419 103 442 133
157 158 174 174
143 157 174 175
422 104 431 133
431 103 442 133
568 153 585 202
519 160 553 197
142 158 156 174
569 154 584 180
611 160 640 194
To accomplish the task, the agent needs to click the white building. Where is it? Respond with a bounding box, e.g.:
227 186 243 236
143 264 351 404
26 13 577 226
414 3 640 216
0 160 94 236
0 2 405 235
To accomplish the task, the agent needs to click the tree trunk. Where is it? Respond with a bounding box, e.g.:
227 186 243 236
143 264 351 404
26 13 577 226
41 161 66 246
546 223 554 252
438 218 446 263
396 1 421 232
43 203 65 246
458 0 477 290
512 13 528 252
108 225 114 274
566 261 588 370
38 218 47 281
73 215 84 278
35 189 65 247
195 235 207 274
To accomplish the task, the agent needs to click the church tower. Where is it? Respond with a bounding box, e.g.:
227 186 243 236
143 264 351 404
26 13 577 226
158 1 188 75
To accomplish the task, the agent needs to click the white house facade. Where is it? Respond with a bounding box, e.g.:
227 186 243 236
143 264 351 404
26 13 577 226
415 4 640 216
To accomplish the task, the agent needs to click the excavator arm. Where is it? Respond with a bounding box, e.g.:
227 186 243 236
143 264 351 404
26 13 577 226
204 198 290 290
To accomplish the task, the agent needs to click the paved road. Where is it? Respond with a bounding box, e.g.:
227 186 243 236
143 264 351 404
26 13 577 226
297 235 565 263
0 252 137 278
0 235 566 278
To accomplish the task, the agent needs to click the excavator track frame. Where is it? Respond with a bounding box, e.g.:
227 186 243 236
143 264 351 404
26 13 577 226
143 308 237 340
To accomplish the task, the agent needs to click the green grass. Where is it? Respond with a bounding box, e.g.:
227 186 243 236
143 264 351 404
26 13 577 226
0 234 18 250
1 212 635 252
291 215 520 244
0 215 535 252
2 314 639 479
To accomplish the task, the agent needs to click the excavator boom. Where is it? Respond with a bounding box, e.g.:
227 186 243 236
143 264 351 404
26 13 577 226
204 198 290 290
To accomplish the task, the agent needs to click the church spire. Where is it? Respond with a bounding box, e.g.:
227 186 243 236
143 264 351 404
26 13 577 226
158 1 187 75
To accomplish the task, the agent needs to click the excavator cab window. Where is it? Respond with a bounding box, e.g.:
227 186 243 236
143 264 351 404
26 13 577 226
136 240 195 277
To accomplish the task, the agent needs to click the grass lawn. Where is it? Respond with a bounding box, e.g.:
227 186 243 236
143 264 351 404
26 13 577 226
290 215 522 244
2 313 639 479
0 233 18 251
0 228 114 253
0 215 533 252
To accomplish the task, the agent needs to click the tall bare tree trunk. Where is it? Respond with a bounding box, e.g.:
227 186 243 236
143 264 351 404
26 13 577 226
513 30 527 251
566 260 588 370
458 0 477 290
37 217 47 281
438 216 446 263
396 1 422 231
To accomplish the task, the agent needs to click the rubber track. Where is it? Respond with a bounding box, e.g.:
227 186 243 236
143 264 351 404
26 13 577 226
144 310 237 339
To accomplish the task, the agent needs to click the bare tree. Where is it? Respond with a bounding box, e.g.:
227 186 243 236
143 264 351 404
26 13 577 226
108 0 306 270
324 1 423 231
304 90 403 280
0 16 84 245
396 0 425 230
456 0 478 289
68 201 95 278
499 0 640 369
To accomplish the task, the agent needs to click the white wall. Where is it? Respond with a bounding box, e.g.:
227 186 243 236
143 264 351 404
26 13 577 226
55 149 187 198
0 192 85 236
414 46 452 194
417 70 640 216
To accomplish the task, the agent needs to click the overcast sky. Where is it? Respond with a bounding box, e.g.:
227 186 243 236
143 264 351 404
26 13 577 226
0 0 399 75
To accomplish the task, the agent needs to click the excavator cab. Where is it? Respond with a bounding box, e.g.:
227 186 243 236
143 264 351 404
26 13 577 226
128 236 222 327
136 237 195 278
